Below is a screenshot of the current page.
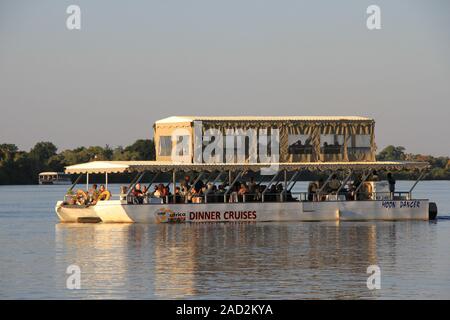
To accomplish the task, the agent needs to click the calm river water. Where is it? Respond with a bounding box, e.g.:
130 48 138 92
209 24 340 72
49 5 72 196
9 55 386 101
0 181 449 299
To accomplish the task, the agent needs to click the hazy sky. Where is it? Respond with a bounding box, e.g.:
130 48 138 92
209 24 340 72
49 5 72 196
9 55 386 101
1 0 449 155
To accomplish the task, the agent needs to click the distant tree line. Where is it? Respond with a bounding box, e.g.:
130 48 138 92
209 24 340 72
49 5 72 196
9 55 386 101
0 140 155 185
0 142 449 185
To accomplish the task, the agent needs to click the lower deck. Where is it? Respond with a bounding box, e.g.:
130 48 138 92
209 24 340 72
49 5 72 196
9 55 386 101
56 198 431 223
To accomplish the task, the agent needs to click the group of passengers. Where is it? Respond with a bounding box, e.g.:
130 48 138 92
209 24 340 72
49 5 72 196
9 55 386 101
128 176 296 204
68 171 397 205
307 171 396 201
66 184 111 206
129 183 170 204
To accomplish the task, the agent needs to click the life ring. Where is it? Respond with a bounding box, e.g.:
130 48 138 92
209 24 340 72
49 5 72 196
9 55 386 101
98 190 111 201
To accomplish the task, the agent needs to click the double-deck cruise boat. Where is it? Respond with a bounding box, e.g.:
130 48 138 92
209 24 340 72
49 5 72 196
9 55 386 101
55 116 438 223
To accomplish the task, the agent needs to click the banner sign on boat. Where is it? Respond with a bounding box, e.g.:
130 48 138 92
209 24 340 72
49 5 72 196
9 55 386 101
381 200 421 209
154 208 257 223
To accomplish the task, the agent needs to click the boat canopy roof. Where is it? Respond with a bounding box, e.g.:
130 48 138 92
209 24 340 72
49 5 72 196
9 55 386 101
65 161 429 174
155 116 372 124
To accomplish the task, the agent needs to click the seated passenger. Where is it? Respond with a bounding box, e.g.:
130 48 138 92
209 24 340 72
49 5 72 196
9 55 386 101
370 170 379 181
132 183 144 204
194 179 204 194
268 185 277 202
181 175 191 190
346 183 356 201
161 184 170 202
120 186 128 201
255 185 266 201
276 183 284 201
229 185 239 203
308 182 318 201
191 187 203 203
238 183 248 201
75 189 88 205
174 186 182 203
88 184 100 204
97 184 111 202
180 185 189 203
215 184 226 202
328 174 341 193
152 185 160 197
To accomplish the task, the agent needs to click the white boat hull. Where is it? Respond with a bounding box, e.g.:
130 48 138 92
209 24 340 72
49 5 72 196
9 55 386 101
40 180 72 185
55 199 430 223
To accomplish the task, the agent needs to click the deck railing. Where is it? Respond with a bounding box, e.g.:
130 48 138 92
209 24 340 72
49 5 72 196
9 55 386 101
122 191 413 205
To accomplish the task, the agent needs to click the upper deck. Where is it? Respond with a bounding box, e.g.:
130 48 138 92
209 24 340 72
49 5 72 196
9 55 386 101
154 116 376 164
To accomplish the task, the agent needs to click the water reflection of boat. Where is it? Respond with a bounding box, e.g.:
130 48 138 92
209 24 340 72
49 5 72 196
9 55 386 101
55 220 437 299
55 223 133 298
54 223 198 298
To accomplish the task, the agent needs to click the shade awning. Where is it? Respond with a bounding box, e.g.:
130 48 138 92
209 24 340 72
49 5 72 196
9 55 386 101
65 160 430 174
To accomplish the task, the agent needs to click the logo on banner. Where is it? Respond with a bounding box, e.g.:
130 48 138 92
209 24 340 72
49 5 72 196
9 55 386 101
154 208 186 223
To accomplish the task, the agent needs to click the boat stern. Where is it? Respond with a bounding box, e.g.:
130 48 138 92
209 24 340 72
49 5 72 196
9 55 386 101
55 201 101 223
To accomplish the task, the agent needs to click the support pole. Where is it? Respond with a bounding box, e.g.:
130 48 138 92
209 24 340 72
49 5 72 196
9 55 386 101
282 170 300 200
224 171 243 202
145 172 160 190
67 174 83 193
336 170 353 195
287 171 300 192
86 173 89 190
354 170 371 199
261 171 280 202
126 172 146 196
105 173 108 190
317 171 335 199
409 170 427 198
172 169 176 203
191 172 205 189
204 171 223 203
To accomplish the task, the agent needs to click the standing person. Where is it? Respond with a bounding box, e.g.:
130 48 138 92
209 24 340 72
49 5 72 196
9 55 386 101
182 175 191 189
387 173 396 199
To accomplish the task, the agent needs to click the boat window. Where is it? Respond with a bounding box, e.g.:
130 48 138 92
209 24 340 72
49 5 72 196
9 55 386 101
158 136 173 157
347 134 372 161
288 134 313 162
288 135 313 154
354 134 371 148
320 134 344 154
320 134 345 161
